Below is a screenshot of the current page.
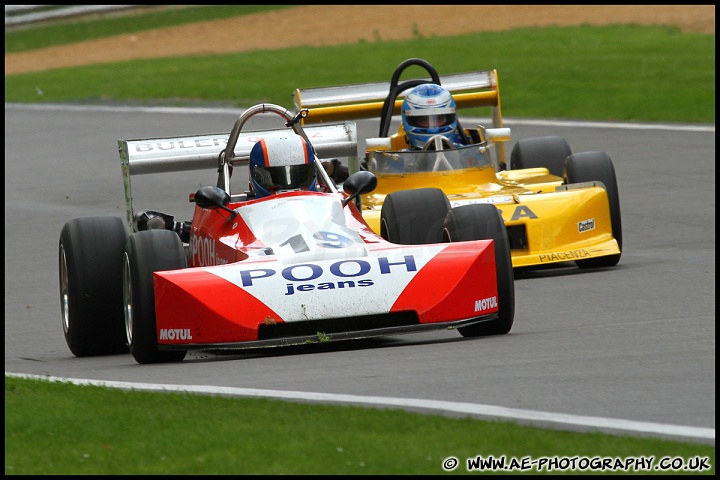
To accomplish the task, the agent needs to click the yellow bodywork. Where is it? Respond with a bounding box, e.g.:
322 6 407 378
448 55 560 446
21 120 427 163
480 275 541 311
293 65 620 268
359 163 620 268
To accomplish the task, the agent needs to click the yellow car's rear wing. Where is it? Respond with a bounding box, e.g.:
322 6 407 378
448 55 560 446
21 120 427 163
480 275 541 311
294 70 503 126
293 68 506 166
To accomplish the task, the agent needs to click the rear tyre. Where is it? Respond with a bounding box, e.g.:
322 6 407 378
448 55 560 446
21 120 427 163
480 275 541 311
124 230 187 364
59 216 129 357
380 188 450 244
510 136 571 177
564 151 622 268
444 205 515 336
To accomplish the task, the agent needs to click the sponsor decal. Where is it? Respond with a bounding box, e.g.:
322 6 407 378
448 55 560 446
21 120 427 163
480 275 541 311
192 235 228 266
450 196 514 207
209 245 447 321
239 255 418 296
539 249 591 262
506 205 538 221
445 203 539 221
285 279 373 295
578 218 595 233
159 328 192 341
474 296 498 313
133 136 228 153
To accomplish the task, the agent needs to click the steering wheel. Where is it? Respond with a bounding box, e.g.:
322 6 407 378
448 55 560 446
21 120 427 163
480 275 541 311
420 135 455 172
422 134 455 152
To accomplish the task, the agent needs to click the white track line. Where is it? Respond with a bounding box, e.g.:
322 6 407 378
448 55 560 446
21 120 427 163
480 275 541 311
4 103 714 133
6 372 714 445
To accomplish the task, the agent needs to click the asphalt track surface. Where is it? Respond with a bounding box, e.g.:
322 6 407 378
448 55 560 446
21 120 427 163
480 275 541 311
4 103 715 445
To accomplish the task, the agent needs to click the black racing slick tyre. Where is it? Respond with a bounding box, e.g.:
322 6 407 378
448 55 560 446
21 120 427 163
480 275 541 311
380 188 451 244
443 204 515 336
564 151 622 269
124 230 187 364
59 216 129 357
510 136 571 177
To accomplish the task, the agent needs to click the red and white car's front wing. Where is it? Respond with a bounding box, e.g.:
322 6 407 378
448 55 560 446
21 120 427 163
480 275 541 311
153 241 498 347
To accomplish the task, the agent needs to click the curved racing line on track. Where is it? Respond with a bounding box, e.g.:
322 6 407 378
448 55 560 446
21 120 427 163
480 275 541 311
6 372 715 445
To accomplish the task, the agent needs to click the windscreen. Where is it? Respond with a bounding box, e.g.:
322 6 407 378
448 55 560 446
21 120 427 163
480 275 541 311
367 143 493 174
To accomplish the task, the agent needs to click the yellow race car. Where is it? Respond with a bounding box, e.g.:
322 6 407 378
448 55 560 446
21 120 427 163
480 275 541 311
293 58 621 270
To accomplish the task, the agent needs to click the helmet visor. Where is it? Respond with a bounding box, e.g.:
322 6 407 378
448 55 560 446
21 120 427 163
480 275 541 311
252 164 315 193
406 113 456 129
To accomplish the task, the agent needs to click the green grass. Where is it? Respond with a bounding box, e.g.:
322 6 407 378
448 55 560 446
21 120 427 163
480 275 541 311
5 20 715 123
5 376 715 475
4 9 716 475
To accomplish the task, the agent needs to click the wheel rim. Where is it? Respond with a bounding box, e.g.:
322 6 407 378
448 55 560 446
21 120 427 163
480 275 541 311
122 252 134 346
442 227 451 242
59 245 70 335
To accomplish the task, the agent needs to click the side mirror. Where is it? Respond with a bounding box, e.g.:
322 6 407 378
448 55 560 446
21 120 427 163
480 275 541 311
342 170 377 206
193 186 236 217
485 127 511 142
194 186 230 208
365 137 392 151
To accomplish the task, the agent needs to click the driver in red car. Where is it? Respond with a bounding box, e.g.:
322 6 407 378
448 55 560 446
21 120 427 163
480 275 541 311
136 132 335 238
249 131 349 193
248 131 318 198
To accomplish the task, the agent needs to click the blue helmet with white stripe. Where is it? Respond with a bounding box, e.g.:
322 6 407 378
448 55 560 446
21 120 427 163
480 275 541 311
249 132 317 198
401 83 460 149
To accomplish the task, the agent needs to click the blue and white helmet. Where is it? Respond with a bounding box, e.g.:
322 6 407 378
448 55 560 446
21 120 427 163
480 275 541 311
249 132 317 198
401 83 460 149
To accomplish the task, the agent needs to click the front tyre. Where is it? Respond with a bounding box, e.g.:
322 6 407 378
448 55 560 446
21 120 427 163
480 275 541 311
380 188 450 244
510 136 571 177
59 216 129 357
124 230 187 364
444 204 515 336
564 151 622 268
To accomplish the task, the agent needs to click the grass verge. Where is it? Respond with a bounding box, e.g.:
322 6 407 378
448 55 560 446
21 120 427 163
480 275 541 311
5 375 715 475
5 23 715 124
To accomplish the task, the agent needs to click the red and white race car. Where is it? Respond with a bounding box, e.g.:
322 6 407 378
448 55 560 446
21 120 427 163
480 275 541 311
58 103 514 364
